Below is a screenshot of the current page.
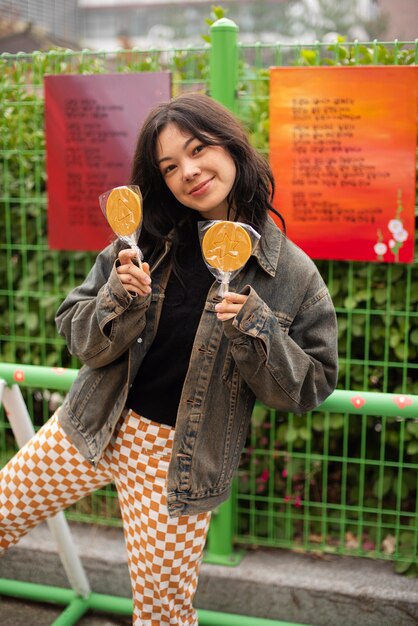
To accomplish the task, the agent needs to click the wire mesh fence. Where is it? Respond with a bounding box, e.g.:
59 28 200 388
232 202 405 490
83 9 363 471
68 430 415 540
1 34 417 571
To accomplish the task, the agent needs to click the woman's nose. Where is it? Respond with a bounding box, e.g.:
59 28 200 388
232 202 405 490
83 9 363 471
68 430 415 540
183 161 200 181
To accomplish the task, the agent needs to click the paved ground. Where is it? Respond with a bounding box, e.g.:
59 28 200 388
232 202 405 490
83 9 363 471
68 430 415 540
1 522 418 626
0 596 132 626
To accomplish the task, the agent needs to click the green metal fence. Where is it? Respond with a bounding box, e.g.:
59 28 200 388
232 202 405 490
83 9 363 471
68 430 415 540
1 19 417 573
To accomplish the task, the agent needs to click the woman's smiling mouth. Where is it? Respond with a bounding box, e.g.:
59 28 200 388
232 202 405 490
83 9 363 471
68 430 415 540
190 177 214 196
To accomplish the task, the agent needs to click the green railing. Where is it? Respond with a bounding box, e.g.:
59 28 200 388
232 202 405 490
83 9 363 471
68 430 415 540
1 18 417 579
0 362 311 626
0 578 307 626
1 361 418 574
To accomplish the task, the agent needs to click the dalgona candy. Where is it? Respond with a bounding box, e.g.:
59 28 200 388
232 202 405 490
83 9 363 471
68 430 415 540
106 186 142 237
202 221 252 272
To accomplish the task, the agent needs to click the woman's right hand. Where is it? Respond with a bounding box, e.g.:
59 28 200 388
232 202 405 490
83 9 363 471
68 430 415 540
116 249 151 296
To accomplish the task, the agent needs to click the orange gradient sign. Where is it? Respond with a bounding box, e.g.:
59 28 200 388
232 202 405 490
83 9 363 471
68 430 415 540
269 66 417 262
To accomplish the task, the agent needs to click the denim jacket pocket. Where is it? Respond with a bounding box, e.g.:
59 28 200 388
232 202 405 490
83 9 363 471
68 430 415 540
69 368 106 419
177 413 201 491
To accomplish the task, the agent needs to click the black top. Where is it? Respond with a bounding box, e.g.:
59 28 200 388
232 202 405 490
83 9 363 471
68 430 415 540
126 225 214 427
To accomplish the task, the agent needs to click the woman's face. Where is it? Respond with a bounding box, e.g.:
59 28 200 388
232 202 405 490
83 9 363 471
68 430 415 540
156 122 236 220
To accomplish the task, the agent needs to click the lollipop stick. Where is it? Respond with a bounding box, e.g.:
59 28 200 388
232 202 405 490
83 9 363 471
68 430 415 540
219 272 231 298
131 244 143 270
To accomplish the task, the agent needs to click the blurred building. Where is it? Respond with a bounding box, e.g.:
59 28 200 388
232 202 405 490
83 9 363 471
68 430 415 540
0 0 80 51
377 0 417 40
77 0 292 49
0 0 415 54
77 0 417 50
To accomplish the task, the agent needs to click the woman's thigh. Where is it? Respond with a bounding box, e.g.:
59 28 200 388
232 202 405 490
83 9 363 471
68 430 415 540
0 411 112 550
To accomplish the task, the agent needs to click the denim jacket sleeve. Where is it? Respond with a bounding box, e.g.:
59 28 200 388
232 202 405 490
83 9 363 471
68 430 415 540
55 243 151 368
222 281 338 414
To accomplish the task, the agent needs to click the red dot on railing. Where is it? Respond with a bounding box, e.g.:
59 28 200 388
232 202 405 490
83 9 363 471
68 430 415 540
394 395 412 409
350 395 365 409
13 370 25 383
52 367 66 375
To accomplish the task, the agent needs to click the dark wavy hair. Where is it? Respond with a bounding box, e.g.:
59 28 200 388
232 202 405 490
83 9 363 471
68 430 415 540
130 92 285 259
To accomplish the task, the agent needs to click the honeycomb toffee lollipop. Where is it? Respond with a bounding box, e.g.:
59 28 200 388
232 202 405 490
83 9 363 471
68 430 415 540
101 186 143 268
201 221 253 296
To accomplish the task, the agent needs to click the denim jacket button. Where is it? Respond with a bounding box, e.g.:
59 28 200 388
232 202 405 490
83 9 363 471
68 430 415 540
137 337 143 343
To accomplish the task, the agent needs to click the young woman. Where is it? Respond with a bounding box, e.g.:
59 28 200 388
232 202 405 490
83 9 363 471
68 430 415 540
0 93 338 625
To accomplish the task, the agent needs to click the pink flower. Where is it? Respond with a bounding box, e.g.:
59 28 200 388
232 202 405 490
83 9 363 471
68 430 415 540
260 469 270 482
282 469 288 478
393 229 408 243
374 242 387 256
294 495 302 508
388 219 403 234
284 495 292 503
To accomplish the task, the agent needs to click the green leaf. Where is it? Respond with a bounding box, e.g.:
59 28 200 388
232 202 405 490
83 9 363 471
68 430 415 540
389 332 401 348
344 296 358 309
394 343 407 361
27 312 39 332
329 414 344 429
406 422 418 437
393 479 409 500
300 50 317 65
285 427 298 444
406 441 418 455
405 564 418 578
252 405 269 427
399 531 415 546
395 559 413 574
372 474 392 498
373 289 387 305
298 426 312 441
312 414 325 431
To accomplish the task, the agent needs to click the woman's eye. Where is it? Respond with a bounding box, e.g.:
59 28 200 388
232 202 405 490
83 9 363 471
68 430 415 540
162 164 176 175
193 144 205 155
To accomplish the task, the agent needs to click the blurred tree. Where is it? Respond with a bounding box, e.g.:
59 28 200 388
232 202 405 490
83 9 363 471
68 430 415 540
286 0 388 40
247 0 296 37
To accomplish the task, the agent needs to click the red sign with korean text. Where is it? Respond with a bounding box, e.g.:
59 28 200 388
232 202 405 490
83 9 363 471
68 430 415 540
269 66 417 262
45 73 171 251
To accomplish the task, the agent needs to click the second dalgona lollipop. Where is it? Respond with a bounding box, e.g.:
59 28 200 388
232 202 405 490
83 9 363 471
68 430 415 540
202 221 253 272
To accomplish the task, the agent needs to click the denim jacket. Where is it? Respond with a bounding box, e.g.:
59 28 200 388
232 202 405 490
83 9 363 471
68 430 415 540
55 216 338 517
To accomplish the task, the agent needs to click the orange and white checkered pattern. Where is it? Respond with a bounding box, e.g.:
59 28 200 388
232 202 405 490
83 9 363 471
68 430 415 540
0 410 211 625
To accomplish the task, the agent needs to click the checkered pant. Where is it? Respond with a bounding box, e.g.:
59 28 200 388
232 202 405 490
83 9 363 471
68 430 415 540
0 409 211 625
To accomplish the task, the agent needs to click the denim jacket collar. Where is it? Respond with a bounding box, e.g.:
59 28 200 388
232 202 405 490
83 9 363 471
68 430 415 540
157 216 282 278
251 216 282 278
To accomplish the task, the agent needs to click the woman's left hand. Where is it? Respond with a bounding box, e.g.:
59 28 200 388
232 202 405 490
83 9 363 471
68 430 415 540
215 292 248 321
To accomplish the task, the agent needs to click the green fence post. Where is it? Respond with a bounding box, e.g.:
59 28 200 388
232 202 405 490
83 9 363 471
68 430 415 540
204 479 244 566
207 17 241 565
210 17 239 113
